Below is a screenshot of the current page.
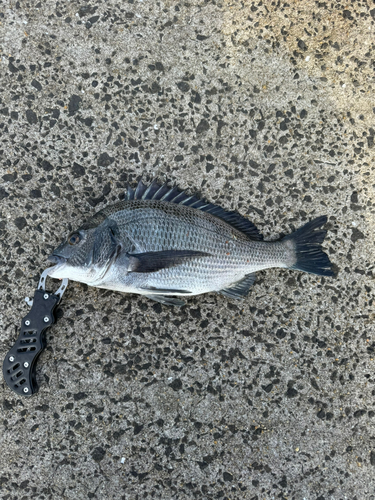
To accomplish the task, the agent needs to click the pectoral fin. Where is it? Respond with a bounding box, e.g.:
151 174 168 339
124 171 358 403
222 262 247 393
128 250 210 273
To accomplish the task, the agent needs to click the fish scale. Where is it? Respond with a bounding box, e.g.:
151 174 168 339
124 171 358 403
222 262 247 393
48 180 334 306
110 203 268 284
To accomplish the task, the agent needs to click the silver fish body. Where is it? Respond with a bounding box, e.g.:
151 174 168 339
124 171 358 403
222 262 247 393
48 180 334 306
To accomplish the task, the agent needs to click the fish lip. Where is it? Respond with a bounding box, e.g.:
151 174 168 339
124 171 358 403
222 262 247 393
48 254 67 265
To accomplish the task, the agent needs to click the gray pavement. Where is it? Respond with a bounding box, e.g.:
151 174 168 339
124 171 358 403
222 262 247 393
1 1 375 499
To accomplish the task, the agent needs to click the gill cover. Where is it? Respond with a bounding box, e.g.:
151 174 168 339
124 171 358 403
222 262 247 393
87 221 122 281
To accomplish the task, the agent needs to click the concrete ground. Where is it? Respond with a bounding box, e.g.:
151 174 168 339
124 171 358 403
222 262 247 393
1 1 374 499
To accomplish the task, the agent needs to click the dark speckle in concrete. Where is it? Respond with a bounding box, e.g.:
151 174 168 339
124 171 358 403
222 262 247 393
31 79 42 91
1 1 374 499
25 109 37 124
13 217 27 230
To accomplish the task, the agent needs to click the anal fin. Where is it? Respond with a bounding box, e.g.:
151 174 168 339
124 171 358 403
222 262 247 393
145 294 186 307
219 273 256 300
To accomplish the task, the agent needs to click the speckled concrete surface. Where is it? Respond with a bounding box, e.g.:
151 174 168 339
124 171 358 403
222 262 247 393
1 1 375 499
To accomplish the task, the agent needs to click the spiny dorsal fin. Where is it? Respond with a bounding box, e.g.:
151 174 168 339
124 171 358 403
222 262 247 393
124 180 263 241
134 180 148 199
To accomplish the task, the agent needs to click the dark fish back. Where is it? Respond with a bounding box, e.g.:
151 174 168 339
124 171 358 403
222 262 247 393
109 199 253 256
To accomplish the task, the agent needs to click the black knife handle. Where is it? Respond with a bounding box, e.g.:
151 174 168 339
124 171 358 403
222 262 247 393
2 289 61 396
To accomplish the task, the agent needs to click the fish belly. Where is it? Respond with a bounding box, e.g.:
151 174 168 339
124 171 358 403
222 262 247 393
95 240 289 297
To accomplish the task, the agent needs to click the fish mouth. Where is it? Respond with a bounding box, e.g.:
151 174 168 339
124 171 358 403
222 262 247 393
48 254 67 265
47 254 68 279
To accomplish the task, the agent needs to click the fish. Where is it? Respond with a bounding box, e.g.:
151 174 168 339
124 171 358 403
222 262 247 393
47 179 334 306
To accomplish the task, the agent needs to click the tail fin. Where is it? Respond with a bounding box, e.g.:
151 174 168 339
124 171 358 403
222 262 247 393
283 216 334 277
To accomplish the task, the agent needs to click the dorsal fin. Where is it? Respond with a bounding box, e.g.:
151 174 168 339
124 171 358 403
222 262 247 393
124 180 263 241
126 185 135 200
134 180 148 199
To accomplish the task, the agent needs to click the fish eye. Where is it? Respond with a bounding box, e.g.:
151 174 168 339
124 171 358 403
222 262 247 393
68 232 80 245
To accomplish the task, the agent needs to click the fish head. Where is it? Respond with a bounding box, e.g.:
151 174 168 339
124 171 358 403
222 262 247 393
47 227 98 282
48 214 121 284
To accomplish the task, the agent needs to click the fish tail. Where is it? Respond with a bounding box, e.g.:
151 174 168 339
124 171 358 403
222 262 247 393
283 216 334 277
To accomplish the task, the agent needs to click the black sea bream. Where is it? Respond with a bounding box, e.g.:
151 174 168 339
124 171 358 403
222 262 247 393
48 180 334 306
